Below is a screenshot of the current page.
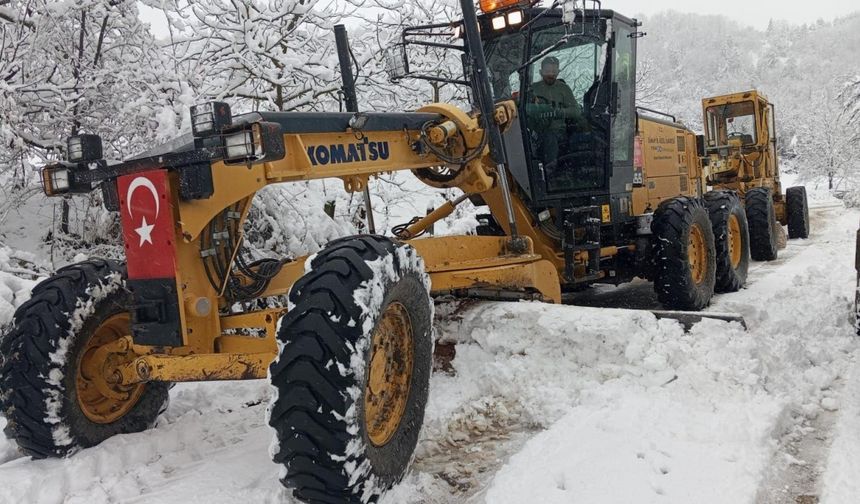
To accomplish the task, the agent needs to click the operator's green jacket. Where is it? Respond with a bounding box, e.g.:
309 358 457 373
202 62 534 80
530 79 583 132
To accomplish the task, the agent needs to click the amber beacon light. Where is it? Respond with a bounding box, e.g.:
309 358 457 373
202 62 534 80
479 0 528 14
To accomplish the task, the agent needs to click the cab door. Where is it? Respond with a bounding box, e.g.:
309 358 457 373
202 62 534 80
609 22 637 197
520 20 610 203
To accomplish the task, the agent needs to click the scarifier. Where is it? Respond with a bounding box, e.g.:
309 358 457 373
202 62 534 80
2 1 750 502
701 91 810 263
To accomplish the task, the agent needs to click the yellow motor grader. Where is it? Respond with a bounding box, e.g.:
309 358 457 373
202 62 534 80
1 1 749 502
701 90 810 261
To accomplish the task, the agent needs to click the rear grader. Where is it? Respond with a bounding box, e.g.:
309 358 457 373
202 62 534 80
702 90 810 262
0 1 780 502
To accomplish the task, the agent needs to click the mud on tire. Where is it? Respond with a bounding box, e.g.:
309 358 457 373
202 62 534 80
704 190 750 293
0 259 169 458
267 236 433 504
651 197 717 311
786 186 810 239
745 187 779 261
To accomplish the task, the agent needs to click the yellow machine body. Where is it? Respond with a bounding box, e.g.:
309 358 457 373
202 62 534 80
632 115 705 215
107 108 708 386
97 102 570 385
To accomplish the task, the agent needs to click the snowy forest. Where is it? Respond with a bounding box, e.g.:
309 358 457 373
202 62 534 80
1 1 859 266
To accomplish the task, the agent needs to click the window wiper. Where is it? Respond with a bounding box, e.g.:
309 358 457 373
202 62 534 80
515 35 572 74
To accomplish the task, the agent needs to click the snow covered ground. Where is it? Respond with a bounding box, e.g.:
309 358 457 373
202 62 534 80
0 196 858 504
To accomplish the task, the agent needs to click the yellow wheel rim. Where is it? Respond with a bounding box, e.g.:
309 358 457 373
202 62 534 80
75 313 144 424
688 224 707 285
364 302 414 447
728 214 743 269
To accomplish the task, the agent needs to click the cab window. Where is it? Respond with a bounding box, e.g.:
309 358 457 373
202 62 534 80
523 23 608 194
706 101 758 148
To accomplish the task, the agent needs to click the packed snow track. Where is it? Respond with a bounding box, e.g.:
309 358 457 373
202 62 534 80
0 202 857 504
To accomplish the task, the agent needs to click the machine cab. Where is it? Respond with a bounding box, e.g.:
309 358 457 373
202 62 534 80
481 6 639 205
701 90 778 180
702 91 775 153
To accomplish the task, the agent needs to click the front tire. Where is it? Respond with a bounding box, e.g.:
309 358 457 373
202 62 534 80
0 260 169 458
787 186 810 239
651 197 717 311
267 236 433 504
704 191 750 293
745 187 779 261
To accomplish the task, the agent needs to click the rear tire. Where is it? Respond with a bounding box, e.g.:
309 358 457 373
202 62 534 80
745 187 779 261
0 260 169 458
267 236 433 504
651 197 717 311
787 186 810 239
704 191 750 293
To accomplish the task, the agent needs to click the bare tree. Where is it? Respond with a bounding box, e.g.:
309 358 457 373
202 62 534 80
157 0 365 112
795 86 860 190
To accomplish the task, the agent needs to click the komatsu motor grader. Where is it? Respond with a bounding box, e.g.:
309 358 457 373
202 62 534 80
1 1 750 503
702 91 810 261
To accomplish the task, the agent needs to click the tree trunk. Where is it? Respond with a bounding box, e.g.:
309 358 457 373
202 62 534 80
60 199 71 234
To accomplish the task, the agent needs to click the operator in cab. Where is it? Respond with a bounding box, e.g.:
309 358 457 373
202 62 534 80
528 56 587 167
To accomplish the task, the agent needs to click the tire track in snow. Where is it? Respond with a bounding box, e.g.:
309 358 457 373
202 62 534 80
720 205 857 503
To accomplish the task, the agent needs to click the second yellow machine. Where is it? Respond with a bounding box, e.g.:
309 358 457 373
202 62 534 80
702 90 810 261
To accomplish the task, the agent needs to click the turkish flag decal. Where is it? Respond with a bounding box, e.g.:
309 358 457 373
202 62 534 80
118 169 177 280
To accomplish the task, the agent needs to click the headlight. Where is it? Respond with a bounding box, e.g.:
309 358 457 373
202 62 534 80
41 165 71 196
225 130 254 160
191 101 232 138
507 10 523 26
222 122 285 165
67 134 103 163
491 15 506 30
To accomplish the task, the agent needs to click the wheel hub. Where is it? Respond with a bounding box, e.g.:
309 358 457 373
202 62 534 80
728 214 742 269
75 313 145 424
364 302 414 447
688 224 707 285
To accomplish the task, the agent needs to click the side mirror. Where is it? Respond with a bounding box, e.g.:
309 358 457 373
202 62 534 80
561 0 577 24
561 0 601 25
383 43 409 82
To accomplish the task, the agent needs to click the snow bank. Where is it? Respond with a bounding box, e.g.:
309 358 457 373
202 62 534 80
820 362 860 504
0 381 288 504
480 205 858 503
0 246 43 327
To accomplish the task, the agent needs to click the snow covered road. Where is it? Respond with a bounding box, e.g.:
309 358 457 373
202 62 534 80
0 202 858 504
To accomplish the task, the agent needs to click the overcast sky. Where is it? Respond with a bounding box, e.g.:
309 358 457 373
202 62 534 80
138 1 860 38
604 0 858 29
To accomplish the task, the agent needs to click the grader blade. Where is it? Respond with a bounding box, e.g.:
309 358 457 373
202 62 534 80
650 310 747 331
